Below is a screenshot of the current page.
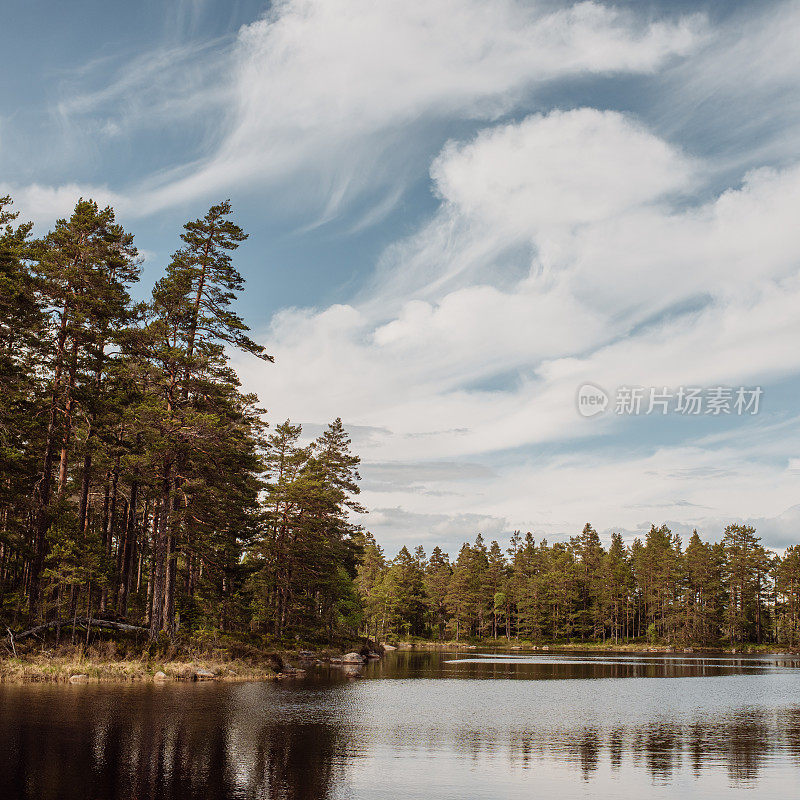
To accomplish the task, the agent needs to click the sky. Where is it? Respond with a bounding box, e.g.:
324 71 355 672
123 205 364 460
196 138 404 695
2 0 799 555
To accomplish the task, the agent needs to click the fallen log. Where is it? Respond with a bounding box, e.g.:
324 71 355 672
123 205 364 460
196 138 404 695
10 617 148 642
76 618 148 635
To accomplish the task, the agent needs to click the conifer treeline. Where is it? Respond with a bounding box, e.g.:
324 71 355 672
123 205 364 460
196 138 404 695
3 194 799 650
358 524 800 646
0 195 363 642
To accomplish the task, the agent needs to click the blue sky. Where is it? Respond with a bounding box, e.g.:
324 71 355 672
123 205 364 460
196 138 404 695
2 0 799 554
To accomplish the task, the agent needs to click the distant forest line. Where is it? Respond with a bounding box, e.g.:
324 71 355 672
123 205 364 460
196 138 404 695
358 524 800 646
0 194 798 650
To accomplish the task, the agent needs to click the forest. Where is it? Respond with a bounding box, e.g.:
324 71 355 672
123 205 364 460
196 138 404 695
358 524 800 646
0 194 363 646
1 193 799 651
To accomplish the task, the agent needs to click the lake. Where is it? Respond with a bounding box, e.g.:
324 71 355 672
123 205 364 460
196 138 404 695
1 650 800 799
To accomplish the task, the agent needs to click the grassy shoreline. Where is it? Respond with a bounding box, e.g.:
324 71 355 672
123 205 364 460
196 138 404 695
0 654 287 684
0 642 324 684
5 639 797 684
0 627 373 684
390 639 800 654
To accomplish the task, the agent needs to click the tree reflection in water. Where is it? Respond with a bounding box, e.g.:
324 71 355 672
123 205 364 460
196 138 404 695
0 683 348 800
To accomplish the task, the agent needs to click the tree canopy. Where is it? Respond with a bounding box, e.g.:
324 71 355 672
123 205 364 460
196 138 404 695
0 194 797 650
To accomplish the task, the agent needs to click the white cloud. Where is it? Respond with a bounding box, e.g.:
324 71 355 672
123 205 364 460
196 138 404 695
366 108 697 307
346 413 800 554
747 505 800 551
432 108 695 233
56 38 229 131
371 111 800 319
141 0 703 213
235 105 800 550
356 507 509 553
353 418 800 555
0 182 128 229
658 0 800 170
560 164 800 318
24 1 703 222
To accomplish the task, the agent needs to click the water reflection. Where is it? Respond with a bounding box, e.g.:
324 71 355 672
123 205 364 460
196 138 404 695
0 652 799 799
0 683 350 800
480 711 799 785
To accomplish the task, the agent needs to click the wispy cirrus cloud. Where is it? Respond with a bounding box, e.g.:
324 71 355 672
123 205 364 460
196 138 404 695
55 38 231 134
147 0 702 214
37 0 703 223
656 0 800 172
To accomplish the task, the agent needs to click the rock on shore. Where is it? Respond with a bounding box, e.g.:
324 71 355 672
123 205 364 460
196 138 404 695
342 652 365 663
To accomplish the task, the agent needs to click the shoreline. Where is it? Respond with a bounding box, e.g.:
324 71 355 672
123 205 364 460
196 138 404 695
0 656 284 685
4 641 798 684
390 640 800 655
0 644 376 685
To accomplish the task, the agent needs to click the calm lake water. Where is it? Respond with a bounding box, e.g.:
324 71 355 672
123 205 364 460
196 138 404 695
2 650 800 799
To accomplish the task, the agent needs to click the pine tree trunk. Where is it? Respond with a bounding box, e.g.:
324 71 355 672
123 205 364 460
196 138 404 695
149 467 172 639
162 478 181 634
756 573 763 644
57 338 79 498
29 300 70 618
164 533 176 633
100 456 120 612
77 443 93 537
117 479 139 617
76 341 107 537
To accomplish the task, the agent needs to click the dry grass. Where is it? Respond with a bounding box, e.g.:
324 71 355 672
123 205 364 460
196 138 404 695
0 649 280 684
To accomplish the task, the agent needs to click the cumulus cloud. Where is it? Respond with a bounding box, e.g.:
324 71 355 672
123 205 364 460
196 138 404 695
249 111 800 438
370 110 800 319
366 107 697 306
235 103 800 551
432 109 695 232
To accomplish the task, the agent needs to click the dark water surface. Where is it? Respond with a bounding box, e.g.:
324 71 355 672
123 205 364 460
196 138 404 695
2 650 800 799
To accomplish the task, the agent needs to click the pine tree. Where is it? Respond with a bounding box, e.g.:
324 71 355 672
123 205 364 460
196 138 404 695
380 546 427 637
777 546 800 645
0 197 43 615
355 531 386 639
602 532 632 642
486 541 507 638
29 200 139 619
145 201 269 639
722 524 763 643
573 523 605 639
424 547 451 640
446 543 480 641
